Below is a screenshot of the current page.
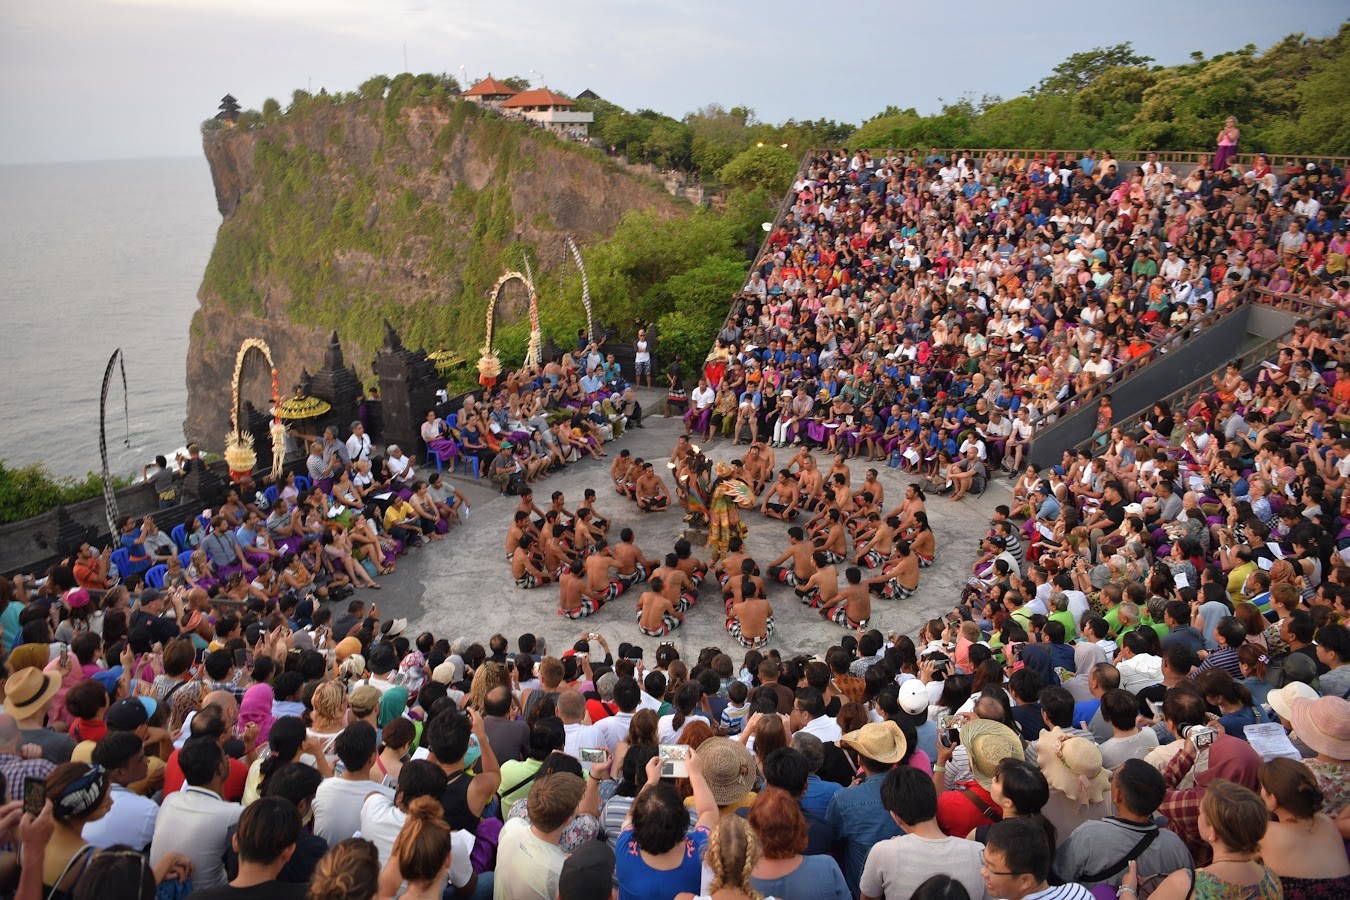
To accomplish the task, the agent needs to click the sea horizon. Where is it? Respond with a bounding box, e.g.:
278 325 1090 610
0 156 220 480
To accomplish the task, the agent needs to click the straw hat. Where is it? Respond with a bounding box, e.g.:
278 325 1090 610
1289 696 1350 760
1036 729 1110 805
841 720 909 765
4 666 63 719
696 737 757 806
961 719 1024 789
1267 682 1319 722
431 659 460 685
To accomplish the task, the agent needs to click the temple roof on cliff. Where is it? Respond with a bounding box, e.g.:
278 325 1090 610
220 94 238 104
500 89 574 109
462 77 518 98
576 89 599 100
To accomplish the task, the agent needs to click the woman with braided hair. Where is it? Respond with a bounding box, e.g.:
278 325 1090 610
675 814 778 900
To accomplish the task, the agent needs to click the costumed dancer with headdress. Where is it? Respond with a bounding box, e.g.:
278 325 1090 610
708 461 754 564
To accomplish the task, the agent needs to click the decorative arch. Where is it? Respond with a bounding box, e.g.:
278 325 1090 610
226 338 285 476
99 349 130 539
478 269 538 383
563 236 595 344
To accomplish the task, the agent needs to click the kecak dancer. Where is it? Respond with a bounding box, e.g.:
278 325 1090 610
706 461 754 564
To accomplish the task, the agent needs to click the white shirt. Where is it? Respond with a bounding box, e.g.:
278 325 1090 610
359 793 474 887
85 783 159 850
1064 590 1090 625
691 386 715 410
797 714 842 744
346 432 372 462
149 786 242 890
562 721 601 759
657 714 710 745
314 776 394 844
494 817 565 900
593 711 635 754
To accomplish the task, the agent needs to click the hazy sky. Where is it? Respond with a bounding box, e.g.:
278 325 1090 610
1 0 1345 165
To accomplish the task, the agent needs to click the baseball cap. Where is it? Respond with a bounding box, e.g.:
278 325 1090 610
898 679 929 716
105 696 156 731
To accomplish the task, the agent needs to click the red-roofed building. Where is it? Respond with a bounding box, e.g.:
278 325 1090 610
499 89 593 138
461 76 518 108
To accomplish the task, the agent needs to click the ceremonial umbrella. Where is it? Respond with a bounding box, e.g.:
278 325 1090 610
276 394 331 420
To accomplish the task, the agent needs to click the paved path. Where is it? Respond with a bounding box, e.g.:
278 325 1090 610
364 389 1006 657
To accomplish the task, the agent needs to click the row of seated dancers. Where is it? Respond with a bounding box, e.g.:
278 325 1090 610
503 443 940 648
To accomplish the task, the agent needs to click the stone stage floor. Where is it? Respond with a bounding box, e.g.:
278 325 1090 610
365 388 1006 658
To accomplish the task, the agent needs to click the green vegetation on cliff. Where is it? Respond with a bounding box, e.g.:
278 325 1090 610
851 26 1350 154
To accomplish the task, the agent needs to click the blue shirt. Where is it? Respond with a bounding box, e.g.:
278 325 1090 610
914 719 938 765
825 772 902 895
751 854 851 900
802 775 841 856
615 825 708 900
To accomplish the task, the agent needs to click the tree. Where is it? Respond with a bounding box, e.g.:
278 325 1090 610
358 75 390 101
718 145 797 195
1035 43 1154 94
500 75 531 91
261 97 282 122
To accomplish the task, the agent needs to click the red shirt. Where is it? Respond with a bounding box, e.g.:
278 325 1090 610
936 780 1000 837
585 699 616 723
68 718 107 744
163 748 249 802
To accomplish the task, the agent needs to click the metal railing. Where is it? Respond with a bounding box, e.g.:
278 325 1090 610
704 149 815 365
1066 288 1339 456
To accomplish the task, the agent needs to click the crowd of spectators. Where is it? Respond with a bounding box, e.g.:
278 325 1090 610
686 147 1348 483
0 145 1347 900
0 569 1345 900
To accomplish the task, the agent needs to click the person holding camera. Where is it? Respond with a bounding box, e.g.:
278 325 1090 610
1155 688 1261 865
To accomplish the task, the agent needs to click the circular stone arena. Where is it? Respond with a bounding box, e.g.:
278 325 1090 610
364 387 1006 657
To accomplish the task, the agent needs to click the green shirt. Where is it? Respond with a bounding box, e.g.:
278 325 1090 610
1049 609 1078 639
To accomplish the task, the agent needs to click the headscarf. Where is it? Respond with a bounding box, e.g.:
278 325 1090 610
378 686 410 729
1194 733 1261 790
1267 558 1297 586
239 683 276 744
1065 643 1108 703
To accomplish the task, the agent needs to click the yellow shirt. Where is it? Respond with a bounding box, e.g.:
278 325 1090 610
383 500 415 531
1226 561 1256 604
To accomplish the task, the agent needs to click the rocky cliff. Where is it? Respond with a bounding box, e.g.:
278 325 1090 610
187 98 686 444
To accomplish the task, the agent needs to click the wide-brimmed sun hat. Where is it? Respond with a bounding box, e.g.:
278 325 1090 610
696 737 757 806
962 719 1024 789
1267 682 1318 722
1036 729 1110 805
841 720 910 764
1289 696 1350 760
4 666 63 719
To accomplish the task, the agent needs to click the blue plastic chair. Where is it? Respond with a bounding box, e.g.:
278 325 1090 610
263 485 280 506
433 453 444 474
294 476 312 493
468 456 481 479
144 564 167 589
446 413 458 429
170 523 188 552
110 548 132 577
178 550 194 568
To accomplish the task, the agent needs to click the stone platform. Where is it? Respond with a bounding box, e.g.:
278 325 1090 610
364 388 1007 658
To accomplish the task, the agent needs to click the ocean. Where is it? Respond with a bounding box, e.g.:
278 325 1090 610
0 157 219 479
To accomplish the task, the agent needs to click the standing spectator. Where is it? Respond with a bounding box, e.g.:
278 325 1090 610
746 786 850 899
1053 759 1192 895
614 750 718 899
150 737 243 890
1130 780 1278 900
312 721 393 844
980 817 1093 900
494 772 585 900
826 721 907 894
84 731 158 850
861 765 986 900
190 797 300 900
